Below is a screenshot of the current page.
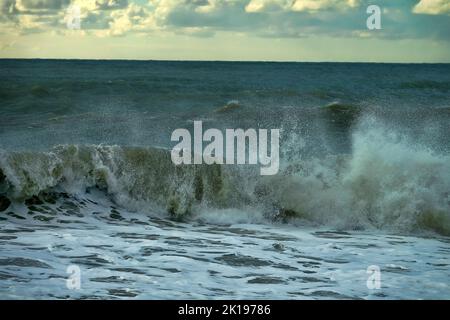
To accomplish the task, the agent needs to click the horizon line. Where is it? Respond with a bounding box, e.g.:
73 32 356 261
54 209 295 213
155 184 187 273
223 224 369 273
1 57 450 64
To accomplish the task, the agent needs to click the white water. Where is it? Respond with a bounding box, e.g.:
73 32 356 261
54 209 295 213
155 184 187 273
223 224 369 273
1 119 450 235
0 191 449 299
1 118 450 299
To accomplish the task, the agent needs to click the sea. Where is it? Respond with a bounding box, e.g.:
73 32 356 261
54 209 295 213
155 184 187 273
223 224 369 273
0 59 449 299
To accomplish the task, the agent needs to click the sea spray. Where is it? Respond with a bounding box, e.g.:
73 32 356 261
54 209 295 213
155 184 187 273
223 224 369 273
0 117 449 235
171 121 280 175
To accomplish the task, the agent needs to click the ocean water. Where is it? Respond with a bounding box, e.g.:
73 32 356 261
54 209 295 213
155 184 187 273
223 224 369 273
0 60 449 299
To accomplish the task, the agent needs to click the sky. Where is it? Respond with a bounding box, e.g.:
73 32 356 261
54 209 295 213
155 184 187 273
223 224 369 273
0 0 449 62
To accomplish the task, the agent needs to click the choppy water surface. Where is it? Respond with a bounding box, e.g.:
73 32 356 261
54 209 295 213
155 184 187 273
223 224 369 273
1 60 450 299
0 192 449 299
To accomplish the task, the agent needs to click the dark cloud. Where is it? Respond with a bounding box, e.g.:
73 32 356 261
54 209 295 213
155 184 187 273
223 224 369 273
19 0 70 10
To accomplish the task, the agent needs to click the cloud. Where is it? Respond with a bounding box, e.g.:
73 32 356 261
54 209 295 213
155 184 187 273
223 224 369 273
245 0 289 13
0 0 16 16
245 0 359 13
413 0 450 15
106 3 154 36
0 0 449 43
95 0 128 10
291 0 359 12
0 0 136 34
148 0 264 35
15 0 70 11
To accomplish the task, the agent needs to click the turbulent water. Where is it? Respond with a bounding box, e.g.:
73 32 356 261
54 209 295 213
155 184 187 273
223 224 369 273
0 60 449 299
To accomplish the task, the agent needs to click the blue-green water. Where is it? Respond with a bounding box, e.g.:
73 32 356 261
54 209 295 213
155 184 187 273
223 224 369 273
0 60 449 299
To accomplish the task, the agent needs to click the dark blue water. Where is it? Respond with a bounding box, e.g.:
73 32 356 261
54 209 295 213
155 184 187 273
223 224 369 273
1 60 449 151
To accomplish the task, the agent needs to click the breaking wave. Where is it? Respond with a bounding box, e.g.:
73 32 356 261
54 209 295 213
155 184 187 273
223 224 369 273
0 118 449 236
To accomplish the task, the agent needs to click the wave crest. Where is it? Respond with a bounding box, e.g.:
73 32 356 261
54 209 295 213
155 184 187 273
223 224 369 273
1 120 449 236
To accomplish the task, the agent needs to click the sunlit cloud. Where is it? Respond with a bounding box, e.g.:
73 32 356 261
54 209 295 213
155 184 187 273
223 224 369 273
0 0 449 61
413 0 450 15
